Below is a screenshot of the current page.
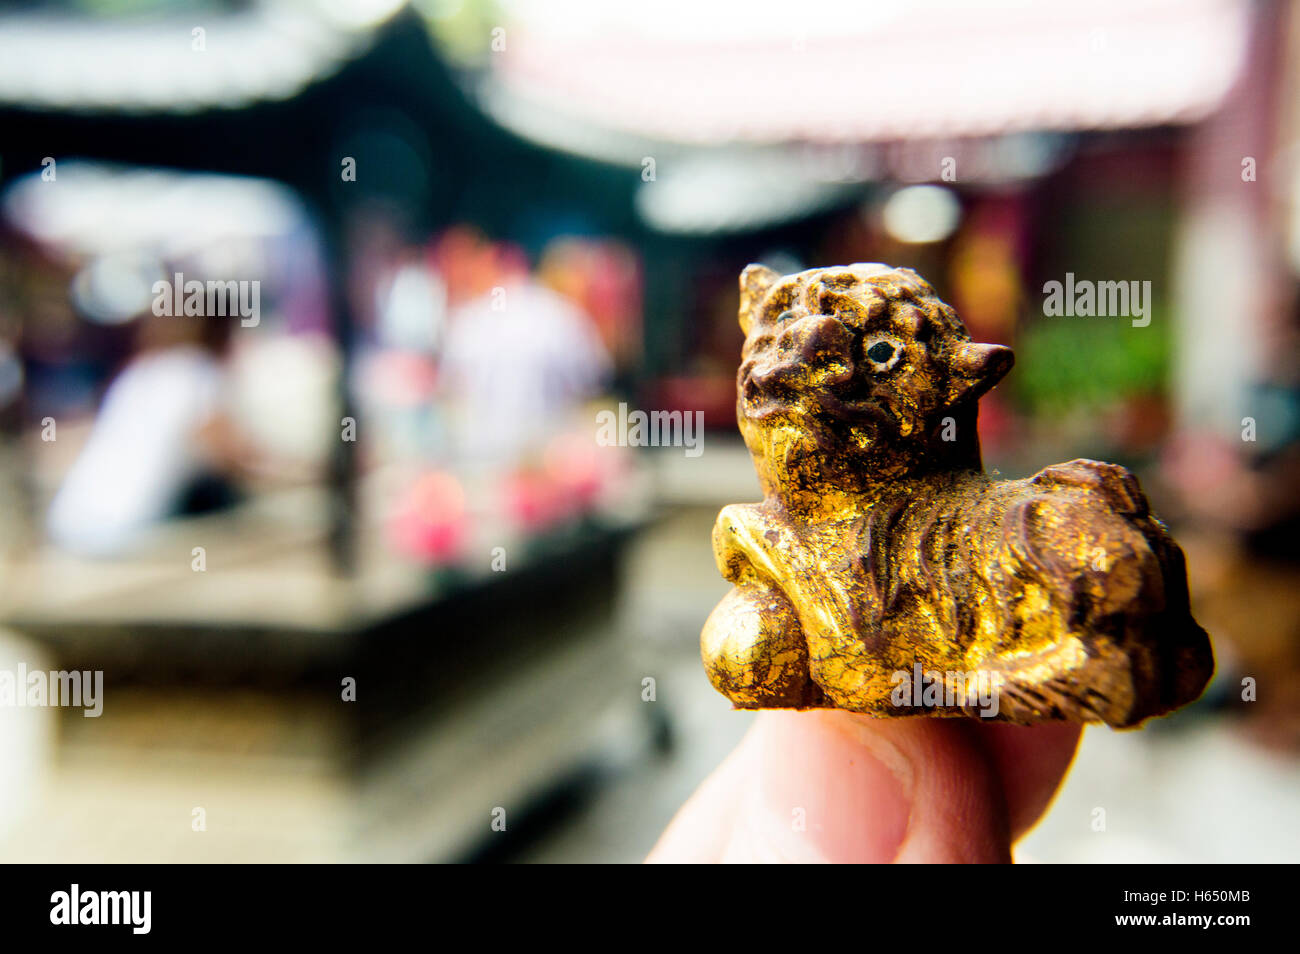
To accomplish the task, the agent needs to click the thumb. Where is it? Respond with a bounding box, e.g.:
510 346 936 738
733 710 1013 862
651 708 1033 863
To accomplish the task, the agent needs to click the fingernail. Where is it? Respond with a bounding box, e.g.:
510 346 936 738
749 709 912 863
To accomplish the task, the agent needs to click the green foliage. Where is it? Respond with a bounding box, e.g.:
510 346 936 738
1014 308 1171 415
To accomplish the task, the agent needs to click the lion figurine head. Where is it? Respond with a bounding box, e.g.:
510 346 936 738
735 263 1014 511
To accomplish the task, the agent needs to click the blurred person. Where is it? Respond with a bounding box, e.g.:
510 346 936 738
45 303 248 556
439 276 610 467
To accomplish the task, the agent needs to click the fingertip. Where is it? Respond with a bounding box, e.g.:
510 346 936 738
739 710 1012 863
975 721 1083 840
650 709 1077 864
733 709 912 862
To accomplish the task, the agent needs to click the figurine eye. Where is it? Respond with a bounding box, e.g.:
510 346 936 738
863 335 904 372
777 310 799 324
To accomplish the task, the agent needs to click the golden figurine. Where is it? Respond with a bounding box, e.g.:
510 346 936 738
701 264 1214 727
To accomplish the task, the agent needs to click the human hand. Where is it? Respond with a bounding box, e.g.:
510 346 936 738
647 709 1080 863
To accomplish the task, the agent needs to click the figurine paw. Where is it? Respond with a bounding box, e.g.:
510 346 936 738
1029 459 1148 517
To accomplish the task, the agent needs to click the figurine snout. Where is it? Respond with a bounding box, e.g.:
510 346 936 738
747 314 856 394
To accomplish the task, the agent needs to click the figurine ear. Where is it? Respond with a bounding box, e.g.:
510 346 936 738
946 342 1014 404
738 264 780 335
